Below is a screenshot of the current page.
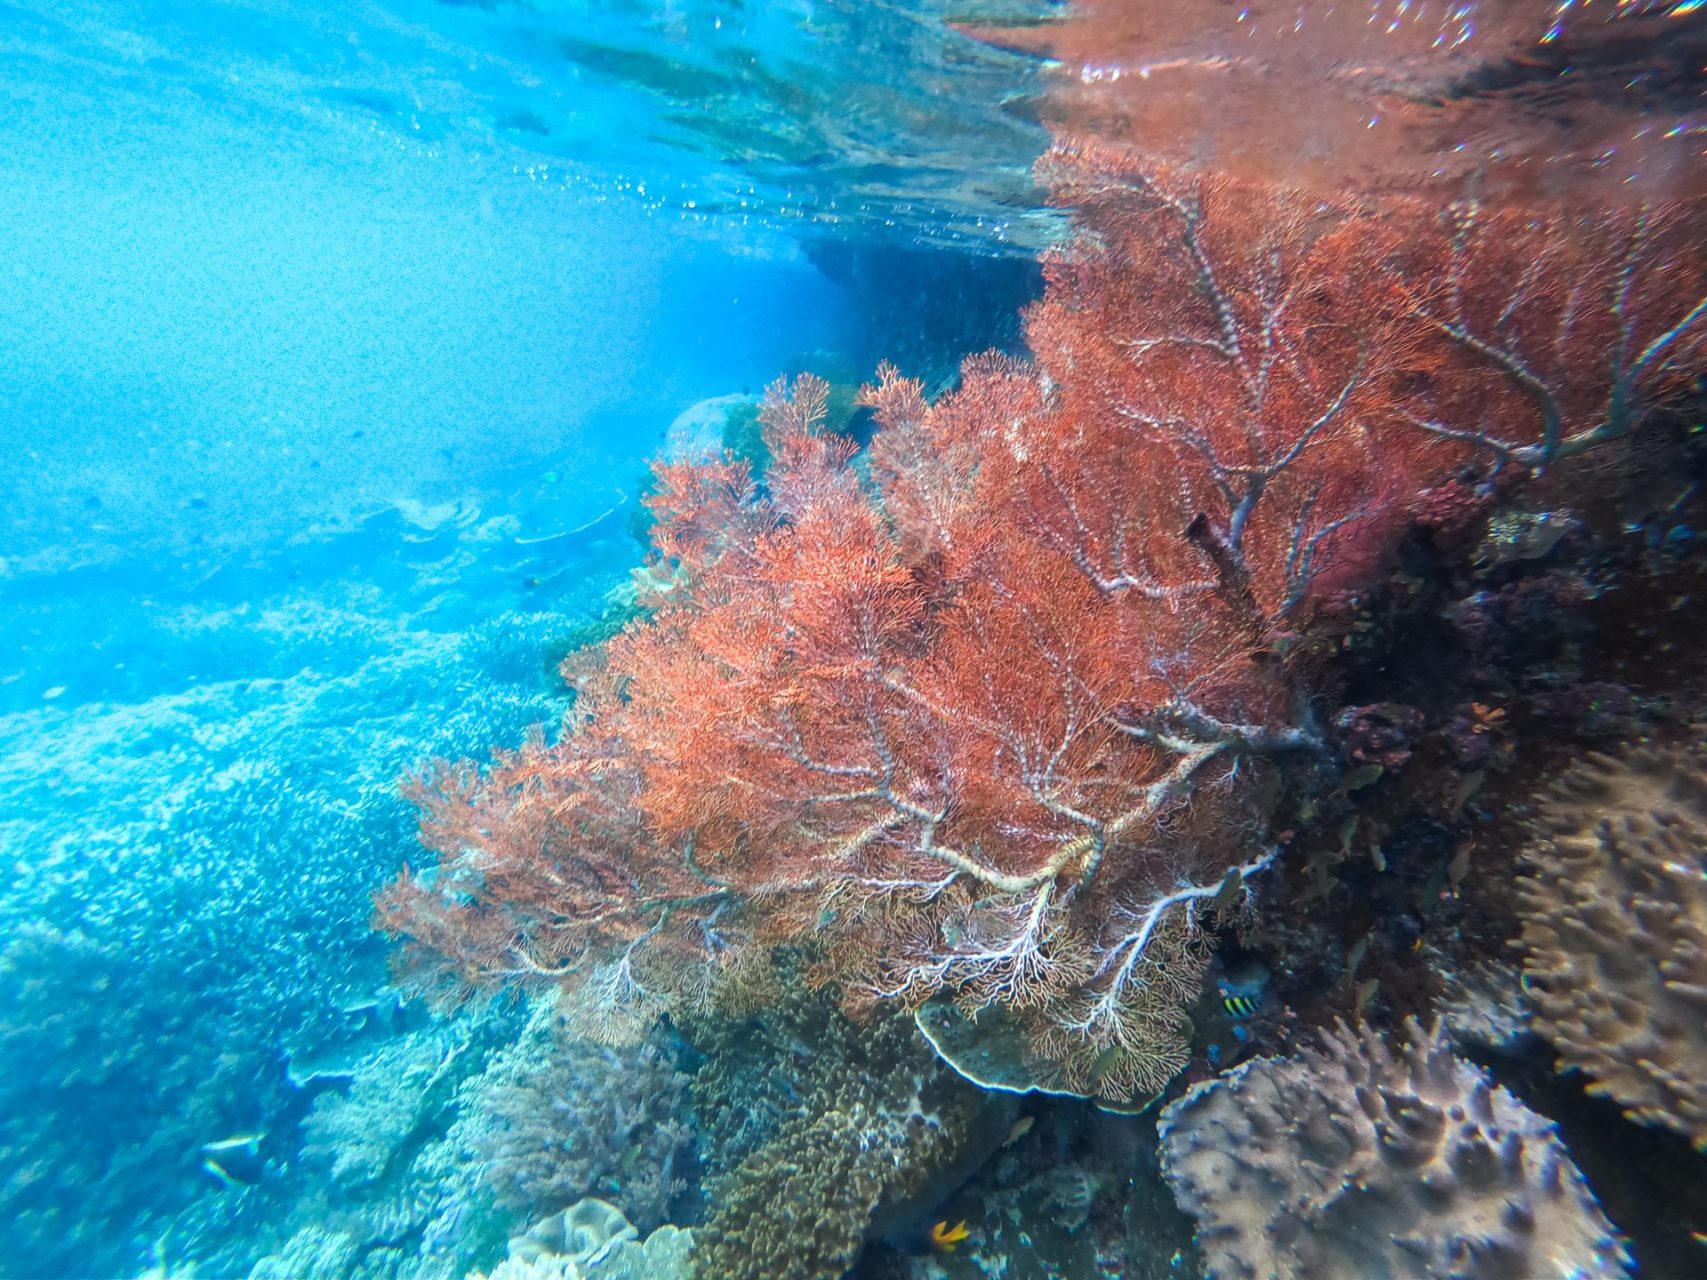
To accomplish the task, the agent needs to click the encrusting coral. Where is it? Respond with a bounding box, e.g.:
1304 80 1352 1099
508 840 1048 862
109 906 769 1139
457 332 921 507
1157 1018 1630 1280
509 1199 636 1270
1514 738 1707 1149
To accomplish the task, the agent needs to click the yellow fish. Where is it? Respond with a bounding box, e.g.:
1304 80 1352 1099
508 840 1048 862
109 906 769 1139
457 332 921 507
1001 1115 1035 1148
930 1220 972 1253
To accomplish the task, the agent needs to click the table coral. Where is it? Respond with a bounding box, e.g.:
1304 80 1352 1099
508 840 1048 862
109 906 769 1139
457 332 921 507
1157 1018 1630 1280
1514 740 1707 1149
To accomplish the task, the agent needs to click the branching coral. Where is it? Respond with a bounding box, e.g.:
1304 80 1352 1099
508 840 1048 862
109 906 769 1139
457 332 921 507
1158 1018 1630 1280
694 1106 887 1280
247 1226 362 1280
453 994 695 1233
683 959 879 1172
1514 739 1707 1148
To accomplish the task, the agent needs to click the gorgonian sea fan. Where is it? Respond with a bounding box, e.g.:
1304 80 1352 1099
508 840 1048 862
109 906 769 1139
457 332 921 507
380 150 1705 1099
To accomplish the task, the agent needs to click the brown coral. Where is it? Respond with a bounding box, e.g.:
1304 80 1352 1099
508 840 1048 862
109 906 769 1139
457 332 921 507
1157 1019 1629 1280
692 1106 886 1280
1515 740 1707 1148
685 972 1012 1280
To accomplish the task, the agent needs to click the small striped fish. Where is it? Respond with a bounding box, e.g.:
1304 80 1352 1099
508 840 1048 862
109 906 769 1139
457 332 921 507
1222 993 1260 1019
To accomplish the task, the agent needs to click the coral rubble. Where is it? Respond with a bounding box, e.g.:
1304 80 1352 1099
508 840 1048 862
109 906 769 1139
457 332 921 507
1515 741 1707 1149
1157 1019 1630 1280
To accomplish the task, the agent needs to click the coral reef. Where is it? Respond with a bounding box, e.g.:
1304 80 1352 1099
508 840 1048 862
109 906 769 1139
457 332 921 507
246 990 694 1280
364 40 1702 1280
475 1199 693 1280
384 139 1704 1108
0 520 611 1277
256 1005 521 1280
683 967 1013 1280
1158 1019 1630 1280
1514 740 1707 1148
303 1021 475 1192
455 992 695 1232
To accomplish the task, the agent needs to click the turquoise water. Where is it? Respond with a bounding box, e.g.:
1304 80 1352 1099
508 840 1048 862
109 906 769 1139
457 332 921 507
3 4 1704 1279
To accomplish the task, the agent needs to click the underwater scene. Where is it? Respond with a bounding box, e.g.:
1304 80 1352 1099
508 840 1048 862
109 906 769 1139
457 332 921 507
2 2 1704 1278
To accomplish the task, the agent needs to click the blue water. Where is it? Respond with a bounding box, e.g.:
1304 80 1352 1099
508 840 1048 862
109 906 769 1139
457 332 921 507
1 0 1048 574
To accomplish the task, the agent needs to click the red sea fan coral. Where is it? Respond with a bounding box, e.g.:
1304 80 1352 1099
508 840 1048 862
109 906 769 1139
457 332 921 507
380 149 1705 1099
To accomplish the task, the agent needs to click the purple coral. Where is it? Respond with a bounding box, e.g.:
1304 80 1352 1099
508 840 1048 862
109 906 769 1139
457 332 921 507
1158 1018 1630 1280
464 1000 695 1233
